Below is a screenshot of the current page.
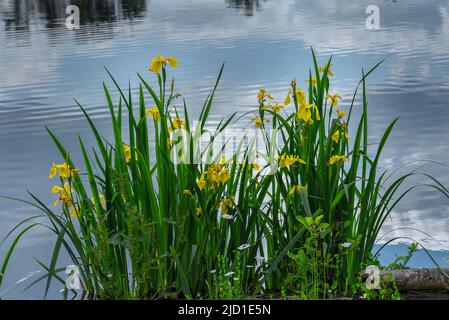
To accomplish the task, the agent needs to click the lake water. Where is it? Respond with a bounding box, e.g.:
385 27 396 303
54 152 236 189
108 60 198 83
1 0 449 299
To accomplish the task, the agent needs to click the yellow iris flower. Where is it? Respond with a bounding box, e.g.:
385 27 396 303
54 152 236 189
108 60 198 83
263 102 284 113
289 184 307 196
326 93 342 108
305 77 317 86
257 88 274 103
331 131 340 143
337 109 346 119
49 163 78 179
319 63 334 76
278 154 306 168
172 117 185 130
284 88 308 108
250 116 269 129
328 155 349 165
149 55 178 74
52 182 74 207
196 162 230 191
207 163 230 185
220 198 233 214
207 163 220 181
218 168 230 184
197 172 207 190
146 107 161 122
297 103 320 125
295 89 307 107
52 182 81 218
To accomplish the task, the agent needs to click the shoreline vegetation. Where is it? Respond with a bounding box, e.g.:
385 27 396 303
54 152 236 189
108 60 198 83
1 49 449 300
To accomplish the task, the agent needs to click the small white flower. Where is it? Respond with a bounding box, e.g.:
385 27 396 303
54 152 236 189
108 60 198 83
256 257 267 263
224 271 235 277
221 214 234 220
255 256 267 267
210 269 217 274
341 242 352 248
245 265 254 268
238 243 251 251
443 256 449 264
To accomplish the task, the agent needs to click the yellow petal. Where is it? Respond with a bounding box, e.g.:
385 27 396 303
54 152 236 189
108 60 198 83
49 166 57 179
166 57 178 68
70 207 79 219
59 164 71 179
123 145 131 162
63 182 72 191
289 187 296 196
284 94 291 106
332 131 340 143
149 56 163 73
253 162 260 171
51 185 61 194
71 169 79 177
315 109 321 121
198 180 206 190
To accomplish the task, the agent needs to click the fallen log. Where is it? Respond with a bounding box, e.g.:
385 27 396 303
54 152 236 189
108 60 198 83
367 268 449 291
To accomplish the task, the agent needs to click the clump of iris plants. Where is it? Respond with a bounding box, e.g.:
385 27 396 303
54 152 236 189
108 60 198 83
1 49 448 300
